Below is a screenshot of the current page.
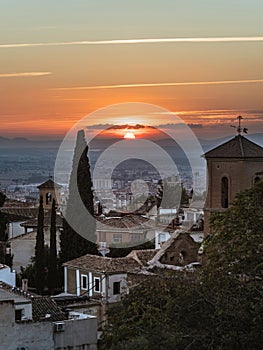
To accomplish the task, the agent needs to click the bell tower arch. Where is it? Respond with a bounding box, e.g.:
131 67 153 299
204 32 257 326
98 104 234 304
203 117 263 236
37 177 62 209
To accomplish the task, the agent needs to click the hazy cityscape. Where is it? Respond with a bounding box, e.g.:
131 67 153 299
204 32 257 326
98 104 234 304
1 0 263 349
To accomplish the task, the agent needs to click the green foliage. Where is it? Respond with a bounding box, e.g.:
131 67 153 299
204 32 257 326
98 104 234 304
19 245 53 291
35 196 45 294
0 212 8 242
156 179 189 209
19 260 36 288
100 181 263 350
208 180 263 277
0 191 6 207
0 191 8 242
60 130 98 263
47 199 59 293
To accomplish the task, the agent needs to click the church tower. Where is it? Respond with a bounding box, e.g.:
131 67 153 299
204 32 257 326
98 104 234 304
203 117 263 236
37 177 62 209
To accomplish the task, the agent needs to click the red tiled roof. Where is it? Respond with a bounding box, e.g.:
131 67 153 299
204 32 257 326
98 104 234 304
96 214 154 232
204 135 263 158
32 296 66 322
64 254 142 273
37 179 62 189
20 213 63 228
0 207 38 222
3 199 33 208
0 283 65 322
148 230 196 265
127 249 157 266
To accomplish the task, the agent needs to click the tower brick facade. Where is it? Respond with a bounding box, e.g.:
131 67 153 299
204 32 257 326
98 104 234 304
203 135 263 236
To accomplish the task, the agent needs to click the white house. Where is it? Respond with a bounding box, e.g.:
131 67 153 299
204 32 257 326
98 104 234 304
63 254 143 304
0 264 16 286
0 283 97 350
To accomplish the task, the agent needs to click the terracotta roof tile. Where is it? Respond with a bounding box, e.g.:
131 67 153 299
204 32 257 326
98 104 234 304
20 213 63 228
127 249 157 266
0 283 65 322
32 296 66 322
64 254 142 273
37 179 62 189
204 135 263 158
0 207 38 222
148 230 196 265
96 214 154 232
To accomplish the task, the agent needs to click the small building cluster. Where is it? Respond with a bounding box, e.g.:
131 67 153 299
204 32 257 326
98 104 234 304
0 125 262 348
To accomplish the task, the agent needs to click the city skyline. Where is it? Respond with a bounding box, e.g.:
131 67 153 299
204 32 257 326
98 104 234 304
0 1 263 139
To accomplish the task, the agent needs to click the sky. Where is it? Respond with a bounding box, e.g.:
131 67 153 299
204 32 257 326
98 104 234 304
0 0 263 140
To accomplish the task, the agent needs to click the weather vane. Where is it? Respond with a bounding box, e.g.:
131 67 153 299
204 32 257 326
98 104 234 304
230 116 248 135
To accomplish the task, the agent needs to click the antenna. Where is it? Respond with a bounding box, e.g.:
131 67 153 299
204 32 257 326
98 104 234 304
230 116 248 135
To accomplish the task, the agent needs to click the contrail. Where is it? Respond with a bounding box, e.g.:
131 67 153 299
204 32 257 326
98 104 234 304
1 36 263 48
0 72 52 78
53 79 263 91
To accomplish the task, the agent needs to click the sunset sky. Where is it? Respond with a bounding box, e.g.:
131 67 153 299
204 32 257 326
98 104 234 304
1 0 263 140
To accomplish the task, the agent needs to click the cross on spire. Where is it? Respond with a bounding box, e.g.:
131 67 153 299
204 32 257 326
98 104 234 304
230 115 248 135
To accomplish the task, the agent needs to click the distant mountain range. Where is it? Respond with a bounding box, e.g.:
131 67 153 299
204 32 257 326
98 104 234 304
0 136 62 149
0 133 262 151
88 133 263 152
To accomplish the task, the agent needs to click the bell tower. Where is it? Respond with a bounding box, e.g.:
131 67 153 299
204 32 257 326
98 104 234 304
203 116 263 236
37 177 62 209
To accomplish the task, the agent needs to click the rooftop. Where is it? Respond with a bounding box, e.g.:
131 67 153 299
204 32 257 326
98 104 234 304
204 135 263 159
126 249 157 266
32 296 66 322
64 254 142 273
0 282 66 322
96 214 155 232
20 212 63 228
0 207 38 222
148 230 197 266
37 178 62 190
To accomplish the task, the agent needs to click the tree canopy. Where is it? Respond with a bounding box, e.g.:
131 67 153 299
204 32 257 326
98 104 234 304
61 129 98 263
156 179 189 209
99 181 263 350
35 196 45 294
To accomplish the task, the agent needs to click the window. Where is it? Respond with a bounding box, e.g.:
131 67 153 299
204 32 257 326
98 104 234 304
113 234 122 243
131 233 141 242
178 250 187 264
46 192 52 205
254 176 261 183
94 277 100 292
113 281 121 295
221 177 229 208
15 309 22 321
99 231 106 241
81 274 88 290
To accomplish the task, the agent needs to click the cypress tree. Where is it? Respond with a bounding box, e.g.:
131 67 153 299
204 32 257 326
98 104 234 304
35 196 45 294
61 129 98 263
0 191 7 241
0 212 7 242
0 191 6 207
0 192 13 267
47 199 58 293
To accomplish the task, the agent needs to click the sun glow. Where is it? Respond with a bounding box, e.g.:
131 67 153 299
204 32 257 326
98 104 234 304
124 132 136 139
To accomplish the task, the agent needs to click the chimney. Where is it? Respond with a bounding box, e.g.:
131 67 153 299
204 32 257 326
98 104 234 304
22 279 28 292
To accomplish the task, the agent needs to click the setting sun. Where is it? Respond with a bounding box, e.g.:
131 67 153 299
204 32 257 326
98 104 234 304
124 132 136 139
